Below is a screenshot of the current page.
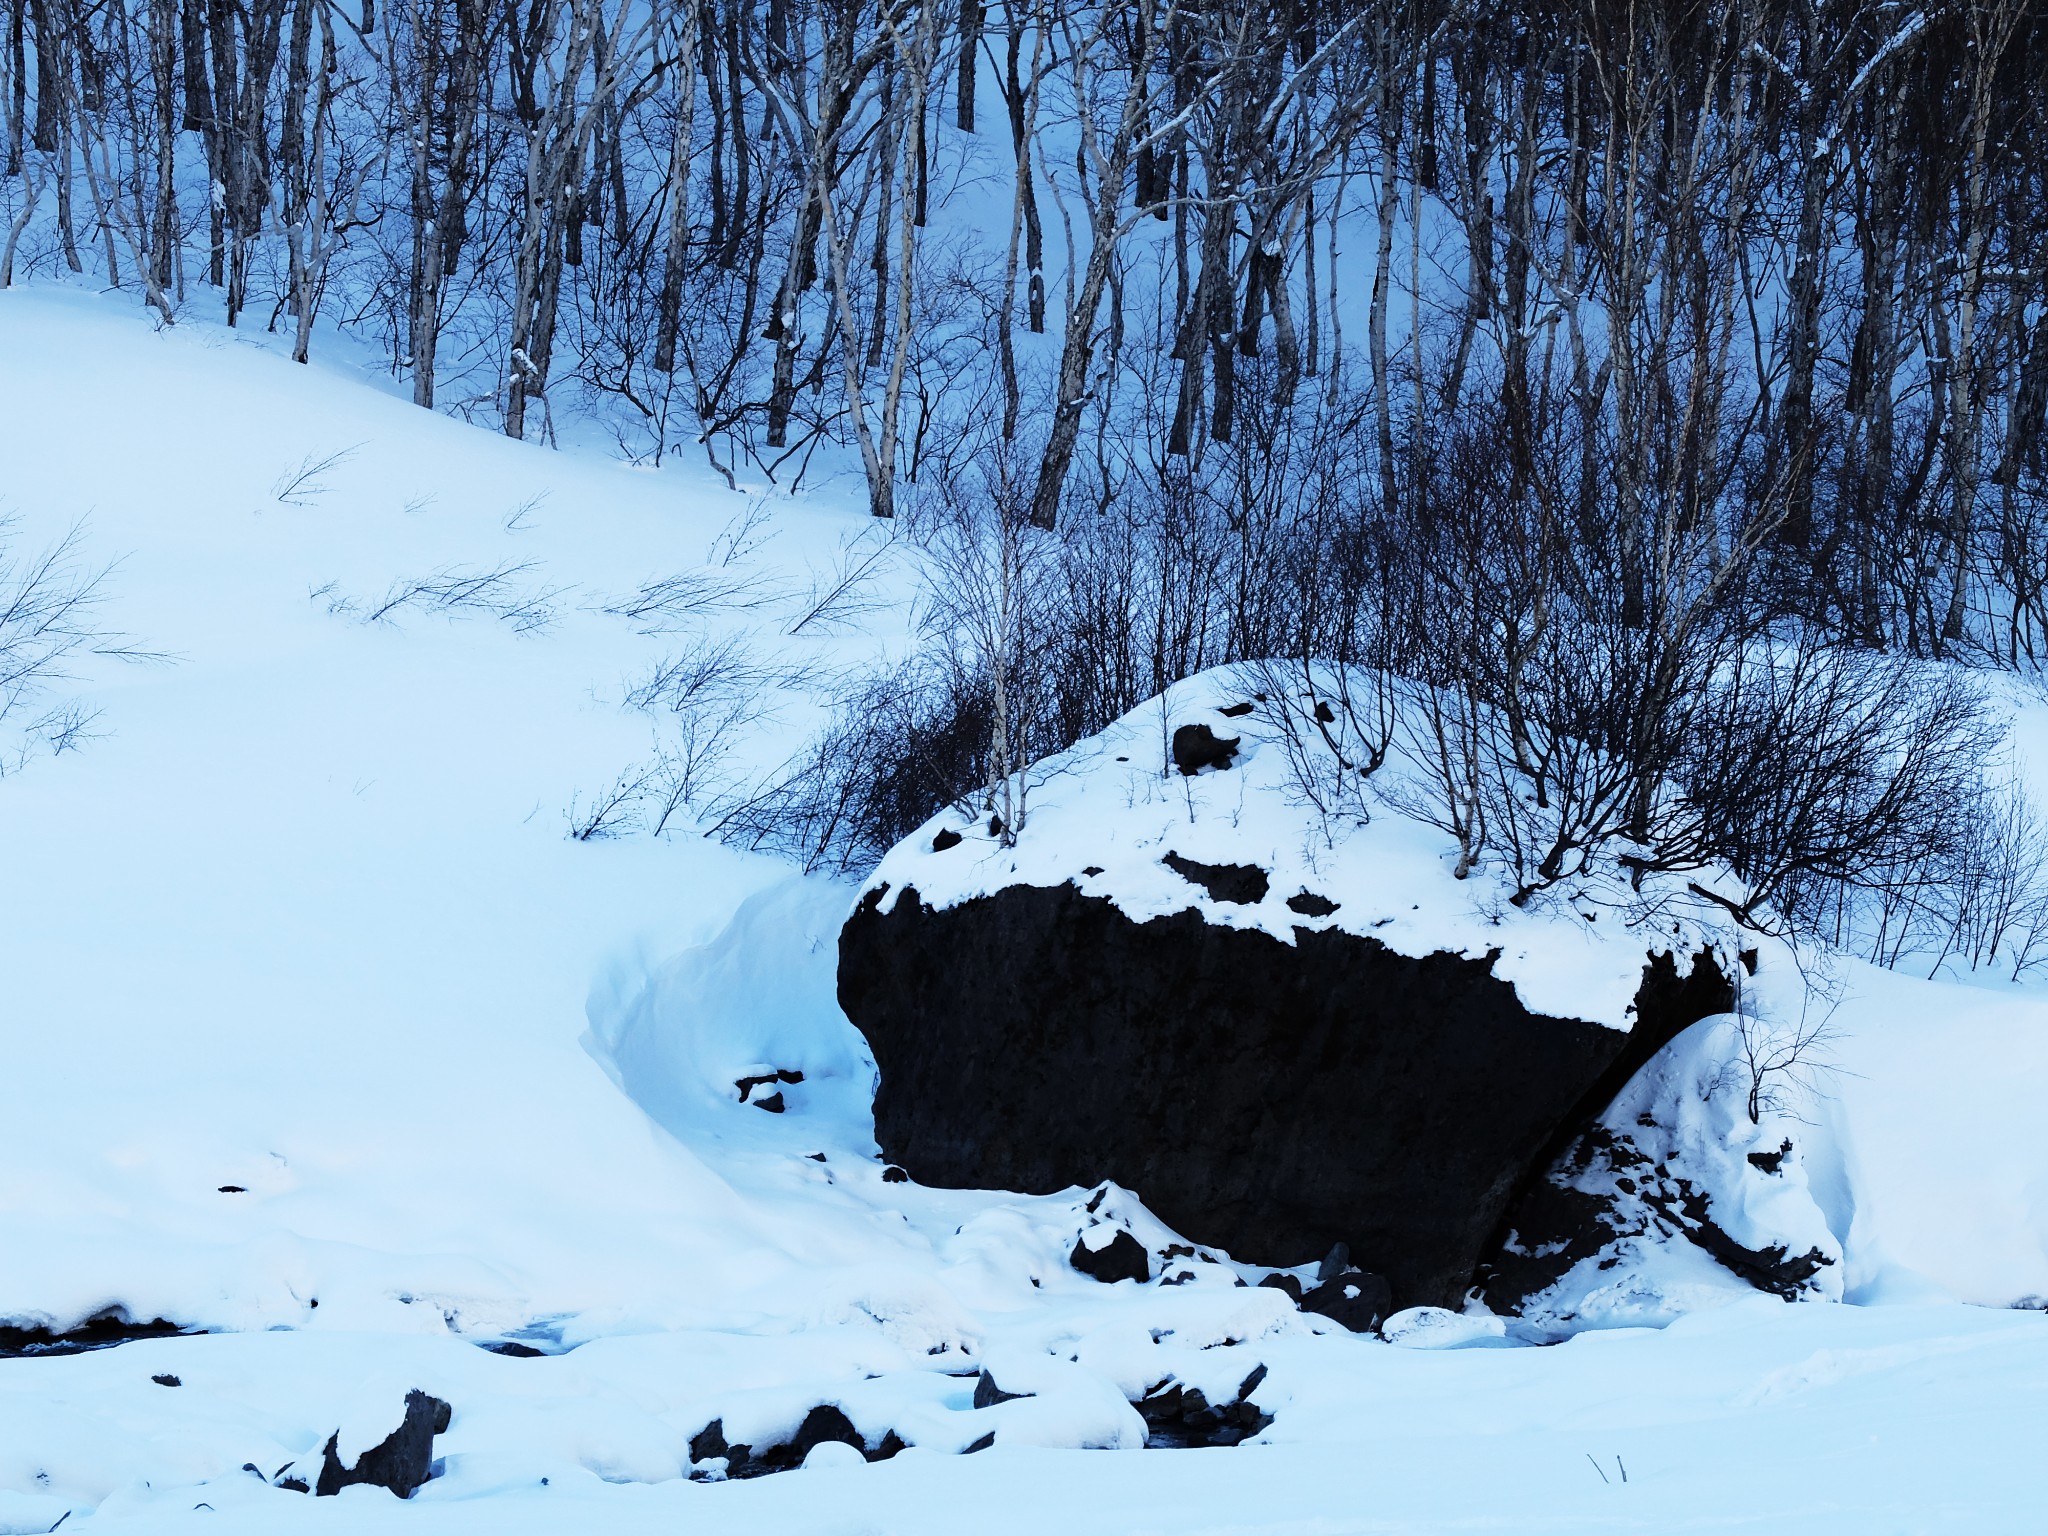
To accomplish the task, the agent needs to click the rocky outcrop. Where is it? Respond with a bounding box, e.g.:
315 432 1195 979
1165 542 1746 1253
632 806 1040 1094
839 880 1730 1309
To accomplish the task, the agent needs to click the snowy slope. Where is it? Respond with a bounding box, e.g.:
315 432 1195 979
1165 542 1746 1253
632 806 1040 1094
0 285 911 1339
2 284 2047 1533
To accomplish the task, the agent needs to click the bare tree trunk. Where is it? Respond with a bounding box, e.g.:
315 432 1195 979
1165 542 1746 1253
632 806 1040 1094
147 0 177 294
1026 0 1164 528
1001 13 1043 333
654 0 703 375
1937 0 2020 648
0 163 39 284
407 0 486 410
954 0 979 130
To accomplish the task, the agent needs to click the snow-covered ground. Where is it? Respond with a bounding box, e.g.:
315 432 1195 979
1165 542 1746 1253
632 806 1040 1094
3 284 2047 1533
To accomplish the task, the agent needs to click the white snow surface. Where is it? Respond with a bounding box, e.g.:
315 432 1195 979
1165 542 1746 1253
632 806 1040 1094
0 285 2046 1531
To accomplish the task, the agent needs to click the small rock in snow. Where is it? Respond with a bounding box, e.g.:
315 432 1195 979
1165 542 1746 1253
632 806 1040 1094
1162 852 1269 905
972 1369 1030 1408
1170 723 1240 775
1257 1272 1304 1303
1070 1229 1151 1284
1300 1268 1392 1333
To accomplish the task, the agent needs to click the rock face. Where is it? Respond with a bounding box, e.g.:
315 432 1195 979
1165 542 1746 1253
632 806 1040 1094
839 881 1730 1309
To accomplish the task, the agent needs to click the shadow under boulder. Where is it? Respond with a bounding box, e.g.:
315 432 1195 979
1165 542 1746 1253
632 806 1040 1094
839 881 1730 1309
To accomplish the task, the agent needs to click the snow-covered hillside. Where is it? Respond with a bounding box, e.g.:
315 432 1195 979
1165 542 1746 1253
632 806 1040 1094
3 286 2048 1533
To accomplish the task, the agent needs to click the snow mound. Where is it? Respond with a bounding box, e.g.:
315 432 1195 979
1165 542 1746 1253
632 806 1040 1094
1505 1015 1843 1334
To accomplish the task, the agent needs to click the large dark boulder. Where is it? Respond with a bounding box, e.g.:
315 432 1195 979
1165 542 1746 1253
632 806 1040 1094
839 880 1729 1309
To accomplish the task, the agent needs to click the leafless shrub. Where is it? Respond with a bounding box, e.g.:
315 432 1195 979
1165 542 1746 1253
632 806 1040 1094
785 528 897 636
565 762 657 841
1710 960 1845 1126
572 633 837 843
708 500 777 569
625 636 783 834
1670 640 1999 933
0 519 161 776
327 562 568 633
271 446 362 507
709 659 994 874
1937 778 2048 980
595 570 782 632
1236 659 1394 840
913 443 1062 844
1801 766 2048 982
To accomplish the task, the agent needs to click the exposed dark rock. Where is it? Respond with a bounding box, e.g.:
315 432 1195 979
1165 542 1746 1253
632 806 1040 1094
217 1185 247 1193
1170 724 1240 775
1747 1139 1792 1175
478 1340 546 1358
152 1373 181 1386
1669 1183 1834 1295
1136 1365 1271 1448
1257 1272 1304 1303
963 1431 996 1454
881 1164 910 1183
972 1370 1029 1409
1300 1269 1393 1333
1070 1228 1151 1284
752 1091 786 1113
0 1311 193 1358
1483 1122 1835 1311
1285 891 1340 917
689 1419 741 1467
754 1404 864 1472
315 1390 450 1498
691 1405 884 1478
735 1068 804 1103
1161 852 1269 905
932 828 963 852
841 882 1731 1308
1217 702 1256 718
